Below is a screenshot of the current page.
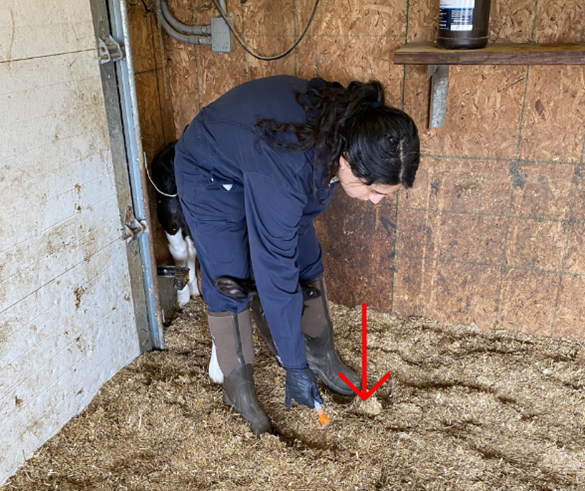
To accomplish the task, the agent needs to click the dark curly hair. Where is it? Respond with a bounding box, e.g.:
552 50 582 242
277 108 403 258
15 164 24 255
253 79 420 191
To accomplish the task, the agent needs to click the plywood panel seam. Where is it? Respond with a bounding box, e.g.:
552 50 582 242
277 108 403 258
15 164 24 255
530 0 540 43
173 0 203 112
310 34 405 39
389 192 400 312
400 63 407 111
399 207 582 226
400 0 410 111
193 49 202 113
420 153 579 166
492 182 514 330
244 34 308 39
509 214 577 224
392 253 496 270
148 9 163 72
551 157 583 336
395 254 585 278
240 2 249 82
403 0 411 45
293 0 298 77
153 65 174 145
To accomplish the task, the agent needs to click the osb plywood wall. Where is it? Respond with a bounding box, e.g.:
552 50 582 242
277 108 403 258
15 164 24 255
128 0 585 339
127 2 176 264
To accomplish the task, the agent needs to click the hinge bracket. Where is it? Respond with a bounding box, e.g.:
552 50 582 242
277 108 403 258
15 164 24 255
98 35 124 64
122 205 147 242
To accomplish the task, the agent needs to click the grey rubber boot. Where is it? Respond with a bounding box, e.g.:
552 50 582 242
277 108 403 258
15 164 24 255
301 276 362 396
208 309 271 436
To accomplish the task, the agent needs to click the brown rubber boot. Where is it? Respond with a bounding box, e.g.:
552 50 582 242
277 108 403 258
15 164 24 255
208 309 271 436
300 276 362 396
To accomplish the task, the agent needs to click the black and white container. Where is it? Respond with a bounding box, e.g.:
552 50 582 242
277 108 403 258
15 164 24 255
436 0 491 49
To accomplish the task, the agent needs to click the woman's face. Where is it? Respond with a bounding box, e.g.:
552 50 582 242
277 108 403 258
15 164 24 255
337 156 402 204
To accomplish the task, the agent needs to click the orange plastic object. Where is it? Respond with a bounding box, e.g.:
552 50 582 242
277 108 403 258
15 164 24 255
316 408 330 426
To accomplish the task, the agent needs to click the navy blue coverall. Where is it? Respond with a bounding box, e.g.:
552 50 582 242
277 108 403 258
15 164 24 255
174 76 337 370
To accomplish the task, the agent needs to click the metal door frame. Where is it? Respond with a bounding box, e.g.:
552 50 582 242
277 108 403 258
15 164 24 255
90 0 164 351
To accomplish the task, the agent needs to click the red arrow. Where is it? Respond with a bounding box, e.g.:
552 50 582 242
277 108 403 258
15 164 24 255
338 303 391 401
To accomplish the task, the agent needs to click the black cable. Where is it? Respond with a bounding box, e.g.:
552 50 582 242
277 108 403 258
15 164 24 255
210 0 320 61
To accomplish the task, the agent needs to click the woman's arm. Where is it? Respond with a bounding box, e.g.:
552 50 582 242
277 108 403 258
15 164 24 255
243 169 308 370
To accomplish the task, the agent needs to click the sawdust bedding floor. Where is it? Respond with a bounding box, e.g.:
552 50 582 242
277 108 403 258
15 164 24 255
4 297 585 491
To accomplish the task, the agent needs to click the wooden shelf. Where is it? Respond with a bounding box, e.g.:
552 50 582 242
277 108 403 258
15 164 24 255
394 42 585 66
394 41 585 128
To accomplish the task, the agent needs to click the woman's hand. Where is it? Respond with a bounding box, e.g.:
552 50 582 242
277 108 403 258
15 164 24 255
285 367 323 410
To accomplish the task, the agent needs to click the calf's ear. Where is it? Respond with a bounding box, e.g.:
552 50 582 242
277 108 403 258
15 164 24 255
302 286 320 300
214 276 251 302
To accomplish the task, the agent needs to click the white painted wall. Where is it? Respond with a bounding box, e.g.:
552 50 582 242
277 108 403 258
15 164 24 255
0 0 142 483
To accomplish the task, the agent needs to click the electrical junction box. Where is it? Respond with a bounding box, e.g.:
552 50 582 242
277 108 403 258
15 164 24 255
211 14 234 53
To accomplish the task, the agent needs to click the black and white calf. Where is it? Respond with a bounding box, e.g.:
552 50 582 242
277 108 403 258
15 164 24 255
151 141 199 307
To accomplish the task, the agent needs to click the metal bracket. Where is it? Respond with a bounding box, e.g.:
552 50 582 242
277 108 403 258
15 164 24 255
427 65 450 129
122 205 147 242
98 35 124 64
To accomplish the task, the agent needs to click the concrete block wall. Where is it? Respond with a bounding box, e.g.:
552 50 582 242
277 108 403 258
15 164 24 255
0 0 142 483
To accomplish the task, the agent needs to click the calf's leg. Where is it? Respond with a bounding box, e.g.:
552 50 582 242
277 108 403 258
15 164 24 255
166 229 191 307
186 235 199 297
